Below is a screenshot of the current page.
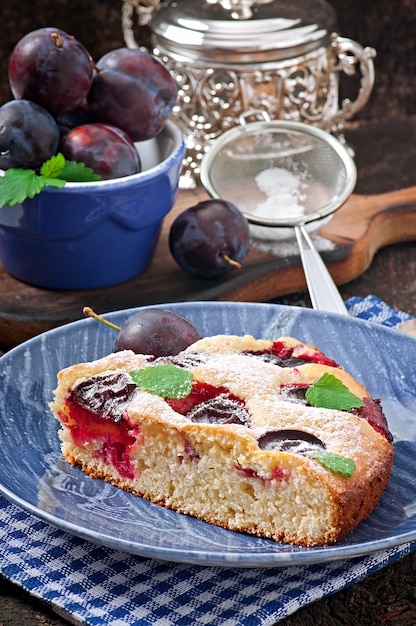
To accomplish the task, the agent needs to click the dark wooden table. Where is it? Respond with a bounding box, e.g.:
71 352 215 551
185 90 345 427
1 117 416 624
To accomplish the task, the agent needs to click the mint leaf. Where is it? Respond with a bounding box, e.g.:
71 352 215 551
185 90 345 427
0 169 47 207
59 159 101 182
39 177 66 190
0 153 101 208
309 450 356 477
40 153 100 182
129 364 194 399
305 373 364 411
40 153 66 178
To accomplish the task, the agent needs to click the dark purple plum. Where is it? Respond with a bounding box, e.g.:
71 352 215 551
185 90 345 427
169 199 250 278
88 48 177 141
8 27 94 116
114 309 201 356
0 99 60 170
60 123 141 179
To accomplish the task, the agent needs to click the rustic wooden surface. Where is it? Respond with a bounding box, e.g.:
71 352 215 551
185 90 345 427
1 1 416 624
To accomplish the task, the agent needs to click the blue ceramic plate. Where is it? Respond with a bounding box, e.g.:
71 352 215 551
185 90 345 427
0 302 415 567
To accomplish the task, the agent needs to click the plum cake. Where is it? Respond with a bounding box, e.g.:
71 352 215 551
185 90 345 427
50 334 394 546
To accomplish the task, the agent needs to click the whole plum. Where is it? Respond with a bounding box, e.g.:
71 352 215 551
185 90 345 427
60 123 141 180
114 309 201 356
9 27 94 116
169 199 250 278
0 99 60 170
88 48 177 141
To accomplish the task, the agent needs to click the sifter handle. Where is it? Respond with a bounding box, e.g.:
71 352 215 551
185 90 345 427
294 225 348 316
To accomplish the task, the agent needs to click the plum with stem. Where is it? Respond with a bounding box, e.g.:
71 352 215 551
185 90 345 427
169 199 250 278
84 307 201 357
9 27 94 116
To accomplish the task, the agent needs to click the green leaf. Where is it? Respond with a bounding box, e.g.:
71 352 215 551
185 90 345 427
40 153 66 178
40 177 66 190
59 159 101 182
0 169 47 207
309 450 356 477
129 364 194 400
305 373 364 412
40 153 100 182
0 154 102 208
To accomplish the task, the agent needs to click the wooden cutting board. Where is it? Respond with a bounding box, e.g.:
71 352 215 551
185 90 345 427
1 117 416 349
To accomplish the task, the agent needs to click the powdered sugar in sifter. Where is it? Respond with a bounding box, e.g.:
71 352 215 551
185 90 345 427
200 113 357 315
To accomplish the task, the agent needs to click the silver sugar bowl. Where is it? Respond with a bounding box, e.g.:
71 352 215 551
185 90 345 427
122 0 375 187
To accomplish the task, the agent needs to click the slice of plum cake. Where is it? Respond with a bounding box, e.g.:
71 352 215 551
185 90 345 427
50 335 393 546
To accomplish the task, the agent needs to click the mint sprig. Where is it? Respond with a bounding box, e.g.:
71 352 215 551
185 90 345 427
0 153 101 208
129 364 194 400
309 450 356 477
305 373 364 412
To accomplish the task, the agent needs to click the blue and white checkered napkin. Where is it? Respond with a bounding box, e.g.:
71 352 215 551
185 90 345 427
1 295 415 626
345 294 414 327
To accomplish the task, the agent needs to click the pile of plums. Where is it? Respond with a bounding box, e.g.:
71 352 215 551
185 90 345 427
0 27 177 179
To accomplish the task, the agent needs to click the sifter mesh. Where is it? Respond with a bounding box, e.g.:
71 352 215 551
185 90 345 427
200 119 357 227
200 117 358 315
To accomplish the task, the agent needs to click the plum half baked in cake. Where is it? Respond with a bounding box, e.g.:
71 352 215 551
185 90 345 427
50 334 394 547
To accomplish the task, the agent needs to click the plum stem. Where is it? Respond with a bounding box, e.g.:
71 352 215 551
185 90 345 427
51 33 63 48
83 306 121 332
221 252 241 270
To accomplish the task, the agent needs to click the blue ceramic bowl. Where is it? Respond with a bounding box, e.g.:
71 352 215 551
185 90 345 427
0 121 185 289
